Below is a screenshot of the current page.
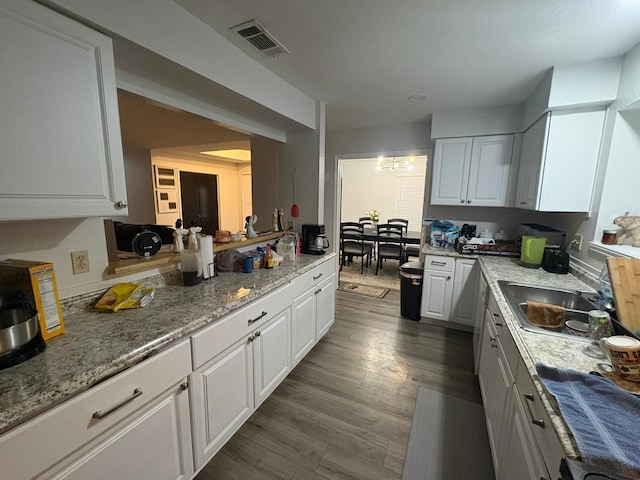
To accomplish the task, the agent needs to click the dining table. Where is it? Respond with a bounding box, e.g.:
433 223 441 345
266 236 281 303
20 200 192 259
361 228 421 244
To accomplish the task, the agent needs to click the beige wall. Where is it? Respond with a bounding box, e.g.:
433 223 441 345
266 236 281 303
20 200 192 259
152 156 248 233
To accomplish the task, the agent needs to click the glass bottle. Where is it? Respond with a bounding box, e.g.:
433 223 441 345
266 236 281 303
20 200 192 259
264 243 274 269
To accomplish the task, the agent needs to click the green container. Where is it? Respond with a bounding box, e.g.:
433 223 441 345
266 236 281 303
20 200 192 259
520 236 546 268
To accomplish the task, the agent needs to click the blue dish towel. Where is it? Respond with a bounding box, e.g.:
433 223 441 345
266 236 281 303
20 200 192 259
536 363 640 479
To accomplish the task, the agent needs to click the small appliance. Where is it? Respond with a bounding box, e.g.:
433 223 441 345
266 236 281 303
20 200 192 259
301 224 329 255
541 247 570 274
520 236 546 268
113 221 174 258
0 292 46 370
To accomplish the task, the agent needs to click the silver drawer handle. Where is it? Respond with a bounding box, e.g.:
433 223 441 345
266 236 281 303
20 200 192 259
92 387 142 419
431 261 447 267
313 273 323 280
248 311 268 325
524 393 545 428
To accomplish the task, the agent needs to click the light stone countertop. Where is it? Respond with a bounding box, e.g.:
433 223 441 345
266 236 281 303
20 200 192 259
0 253 336 435
423 246 627 460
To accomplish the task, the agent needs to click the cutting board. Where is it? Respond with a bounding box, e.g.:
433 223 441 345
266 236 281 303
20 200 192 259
606 257 640 333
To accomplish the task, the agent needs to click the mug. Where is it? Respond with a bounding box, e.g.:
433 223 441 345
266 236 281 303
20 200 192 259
242 255 254 273
601 335 640 382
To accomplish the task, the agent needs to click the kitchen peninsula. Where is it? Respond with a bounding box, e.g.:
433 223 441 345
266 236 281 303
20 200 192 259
0 253 336 480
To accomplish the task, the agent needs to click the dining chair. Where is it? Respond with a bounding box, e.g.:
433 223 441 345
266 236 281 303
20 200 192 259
388 218 420 262
375 223 404 275
358 216 376 260
340 222 373 274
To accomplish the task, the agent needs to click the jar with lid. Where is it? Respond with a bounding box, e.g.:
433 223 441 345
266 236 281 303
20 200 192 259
601 229 618 245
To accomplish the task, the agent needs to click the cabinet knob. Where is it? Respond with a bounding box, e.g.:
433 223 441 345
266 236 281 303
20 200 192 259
460 199 465 204
115 200 128 208
446 275 451 281
255 331 261 337
179 380 189 391
247 334 255 343
466 200 471 204
519 201 526 205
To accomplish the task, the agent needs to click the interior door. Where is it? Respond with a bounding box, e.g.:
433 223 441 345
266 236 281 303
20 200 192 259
180 172 219 235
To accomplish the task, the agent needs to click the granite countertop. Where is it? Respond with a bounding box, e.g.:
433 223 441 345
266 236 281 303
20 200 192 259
422 245 610 459
476 256 599 459
0 253 336 435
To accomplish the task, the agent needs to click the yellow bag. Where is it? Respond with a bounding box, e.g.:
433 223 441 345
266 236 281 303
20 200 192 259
95 283 155 312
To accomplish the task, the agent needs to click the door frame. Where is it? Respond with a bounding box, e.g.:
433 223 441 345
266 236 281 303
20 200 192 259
333 149 430 261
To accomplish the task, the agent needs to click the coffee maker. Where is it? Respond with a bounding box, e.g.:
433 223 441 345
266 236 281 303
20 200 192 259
302 224 329 255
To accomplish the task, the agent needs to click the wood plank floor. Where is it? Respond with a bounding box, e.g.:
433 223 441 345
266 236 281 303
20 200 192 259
195 288 483 480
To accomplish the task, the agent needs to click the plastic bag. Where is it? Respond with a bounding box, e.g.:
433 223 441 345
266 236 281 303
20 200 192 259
215 249 242 272
95 283 155 312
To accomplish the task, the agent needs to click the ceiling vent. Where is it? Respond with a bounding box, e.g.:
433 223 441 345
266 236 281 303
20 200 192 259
230 19 290 57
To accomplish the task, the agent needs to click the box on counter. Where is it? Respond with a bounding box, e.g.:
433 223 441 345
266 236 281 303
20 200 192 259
0 259 65 340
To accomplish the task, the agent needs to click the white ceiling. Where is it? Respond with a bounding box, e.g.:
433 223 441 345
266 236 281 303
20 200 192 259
172 0 640 132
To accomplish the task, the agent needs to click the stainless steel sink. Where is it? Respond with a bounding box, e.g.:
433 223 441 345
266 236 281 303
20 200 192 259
498 280 599 340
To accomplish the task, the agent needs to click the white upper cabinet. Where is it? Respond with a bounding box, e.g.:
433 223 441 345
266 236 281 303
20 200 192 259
431 135 514 207
515 110 606 212
0 0 127 221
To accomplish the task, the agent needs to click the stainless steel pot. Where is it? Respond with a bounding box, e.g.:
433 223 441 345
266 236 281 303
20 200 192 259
0 308 39 355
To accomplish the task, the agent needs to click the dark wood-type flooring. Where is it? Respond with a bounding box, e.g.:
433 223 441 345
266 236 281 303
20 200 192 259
195 288 483 480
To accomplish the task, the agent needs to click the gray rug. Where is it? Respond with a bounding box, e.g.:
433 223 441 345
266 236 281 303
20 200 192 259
402 387 494 480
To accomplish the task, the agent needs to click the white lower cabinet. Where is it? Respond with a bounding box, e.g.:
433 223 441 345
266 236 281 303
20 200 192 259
479 291 565 480
420 255 477 325
0 340 193 480
292 260 336 365
191 306 291 469
499 384 549 480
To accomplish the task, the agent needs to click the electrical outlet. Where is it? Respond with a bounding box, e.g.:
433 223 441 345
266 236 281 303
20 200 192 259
570 234 583 252
71 250 90 274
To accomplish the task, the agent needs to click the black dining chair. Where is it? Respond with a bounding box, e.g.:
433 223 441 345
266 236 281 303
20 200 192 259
388 218 420 263
375 223 404 275
358 216 376 260
340 222 373 274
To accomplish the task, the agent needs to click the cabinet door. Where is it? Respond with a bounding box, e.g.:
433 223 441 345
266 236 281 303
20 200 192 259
515 114 550 209
430 138 473 205
499 387 549 480
537 109 606 212
473 272 488 374
0 0 127 220
467 135 514 206
292 289 317 366
50 383 193 480
253 308 291 408
420 269 454 320
316 274 336 339
451 259 477 326
478 317 512 473
191 339 253 468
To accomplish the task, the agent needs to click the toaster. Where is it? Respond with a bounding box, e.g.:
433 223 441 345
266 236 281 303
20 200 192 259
541 248 570 274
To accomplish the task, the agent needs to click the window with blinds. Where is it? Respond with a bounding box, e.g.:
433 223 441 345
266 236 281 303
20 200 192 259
394 176 425 231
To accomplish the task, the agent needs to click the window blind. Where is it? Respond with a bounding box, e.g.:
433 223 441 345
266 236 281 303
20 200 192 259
394 176 425 231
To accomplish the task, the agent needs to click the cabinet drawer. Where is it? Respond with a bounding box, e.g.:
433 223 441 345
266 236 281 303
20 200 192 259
423 255 455 272
291 260 336 298
191 283 292 369
515 365 565 474
0 340 191 480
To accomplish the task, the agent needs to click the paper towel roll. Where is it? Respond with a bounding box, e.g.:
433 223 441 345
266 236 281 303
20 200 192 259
200 235 215 279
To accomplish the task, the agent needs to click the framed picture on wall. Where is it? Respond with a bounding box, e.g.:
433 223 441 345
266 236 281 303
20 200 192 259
155 189 178 213
154 165 177 189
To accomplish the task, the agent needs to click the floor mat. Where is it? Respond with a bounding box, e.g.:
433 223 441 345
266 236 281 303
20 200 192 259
403 387 494 480
337 282 389 299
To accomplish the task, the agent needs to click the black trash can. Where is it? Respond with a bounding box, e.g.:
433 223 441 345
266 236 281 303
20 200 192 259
399 261 424 320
